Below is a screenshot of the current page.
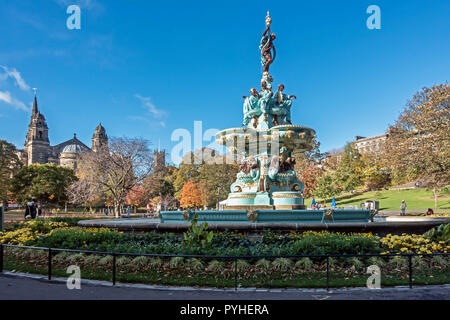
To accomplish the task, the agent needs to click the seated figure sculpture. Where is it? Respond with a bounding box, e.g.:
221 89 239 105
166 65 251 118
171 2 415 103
243 88 262 127
271 84 296 125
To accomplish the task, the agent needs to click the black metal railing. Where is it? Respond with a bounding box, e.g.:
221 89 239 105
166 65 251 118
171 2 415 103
0 243 448 290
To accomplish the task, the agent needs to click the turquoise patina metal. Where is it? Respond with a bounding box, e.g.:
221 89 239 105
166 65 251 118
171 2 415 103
159 209 373 224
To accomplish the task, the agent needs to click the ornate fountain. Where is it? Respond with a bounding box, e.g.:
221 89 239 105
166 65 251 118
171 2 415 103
159 13 374 224
216 12 315 210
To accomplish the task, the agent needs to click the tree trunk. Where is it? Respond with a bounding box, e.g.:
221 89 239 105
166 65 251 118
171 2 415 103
433 186 438 210
115 203 120 218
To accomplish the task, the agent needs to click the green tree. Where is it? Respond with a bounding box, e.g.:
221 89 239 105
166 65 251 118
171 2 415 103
0 140 22 208
361 152 391 190
314 174 338 200
384 84 450 208
334 143 365 192
198 159 238 208
143 165 177 210
10 164 77 207
172 154 201 199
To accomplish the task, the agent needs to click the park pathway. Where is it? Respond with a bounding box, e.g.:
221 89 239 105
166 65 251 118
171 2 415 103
0 273 449 300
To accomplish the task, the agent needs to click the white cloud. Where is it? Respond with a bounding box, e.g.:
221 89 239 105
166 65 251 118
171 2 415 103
134 94 167 118
127 115 166 129
0 91 29 111
0 66 30 91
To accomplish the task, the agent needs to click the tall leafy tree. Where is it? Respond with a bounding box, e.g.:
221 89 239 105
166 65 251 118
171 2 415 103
143 165 177 210
172 154 201 199
294 134 325 198
361 152 390 190
295 159 323 198
314 174 338 201
334 142 365 192
0 140 22 208
197 159 238 208
179 180 203 209
384 84 450 208
10 164 77 206
126 185 147 211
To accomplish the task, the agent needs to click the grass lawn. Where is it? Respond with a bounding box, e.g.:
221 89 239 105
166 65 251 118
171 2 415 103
306 188 450 211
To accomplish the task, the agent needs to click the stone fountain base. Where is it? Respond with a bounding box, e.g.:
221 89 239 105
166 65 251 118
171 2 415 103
225 191 305 210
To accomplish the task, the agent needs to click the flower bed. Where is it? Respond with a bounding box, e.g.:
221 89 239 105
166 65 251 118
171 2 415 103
1 220 448 256
1 220 449 288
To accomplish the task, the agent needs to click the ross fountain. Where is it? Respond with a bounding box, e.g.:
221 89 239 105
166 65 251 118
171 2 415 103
159 13 376 224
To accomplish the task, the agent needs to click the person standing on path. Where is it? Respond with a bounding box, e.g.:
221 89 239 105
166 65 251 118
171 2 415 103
400 200 407 216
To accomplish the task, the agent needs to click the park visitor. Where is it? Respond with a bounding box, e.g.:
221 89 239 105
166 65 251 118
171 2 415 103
400 200 407 216
24 201 32 218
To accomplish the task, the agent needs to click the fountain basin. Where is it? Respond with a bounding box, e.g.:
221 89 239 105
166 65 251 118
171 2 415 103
159 209 374 224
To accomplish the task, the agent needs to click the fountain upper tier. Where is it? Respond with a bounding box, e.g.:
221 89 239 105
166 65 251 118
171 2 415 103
215 125 316 158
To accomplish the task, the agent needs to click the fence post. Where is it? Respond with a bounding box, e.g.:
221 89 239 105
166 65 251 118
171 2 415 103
0 244 3 273
112 253 116 286
234 258 237 291
408 255 413 289
48 248 52 280
326 256 329 291
0 205 4 232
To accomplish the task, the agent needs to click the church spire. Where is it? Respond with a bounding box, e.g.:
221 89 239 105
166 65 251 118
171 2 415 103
32 88 38 115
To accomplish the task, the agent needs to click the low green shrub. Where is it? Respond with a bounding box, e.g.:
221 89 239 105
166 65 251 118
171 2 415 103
236 259 250 272
272 258 293 271
149 257 163 268
207 260 224 272
99 255 113 265
132 256 148 267
188 258 204 271
255 259 271 270
295 257 314 270
170 257 184 268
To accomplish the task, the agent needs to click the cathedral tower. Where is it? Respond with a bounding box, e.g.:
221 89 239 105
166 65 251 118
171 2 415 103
154 149 166 172
91 123 108 152
24 94 50 165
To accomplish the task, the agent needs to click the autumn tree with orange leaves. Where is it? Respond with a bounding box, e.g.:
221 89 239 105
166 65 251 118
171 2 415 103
179 180 203 209
126 185 147 212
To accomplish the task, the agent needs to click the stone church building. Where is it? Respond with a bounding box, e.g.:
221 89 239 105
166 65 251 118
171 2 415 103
20 94 108 170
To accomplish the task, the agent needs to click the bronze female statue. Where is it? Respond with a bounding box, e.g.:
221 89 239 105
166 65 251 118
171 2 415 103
259 12 276 74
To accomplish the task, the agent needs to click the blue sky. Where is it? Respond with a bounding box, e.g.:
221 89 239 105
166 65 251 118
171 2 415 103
1 0 449 164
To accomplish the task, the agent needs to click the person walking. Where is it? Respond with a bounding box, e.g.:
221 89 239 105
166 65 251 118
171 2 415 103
30 200 37 219
400 200 407 216
24 202 31 219
146 203 151 218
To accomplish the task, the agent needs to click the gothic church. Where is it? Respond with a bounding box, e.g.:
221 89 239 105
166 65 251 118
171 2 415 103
21 94 108 170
